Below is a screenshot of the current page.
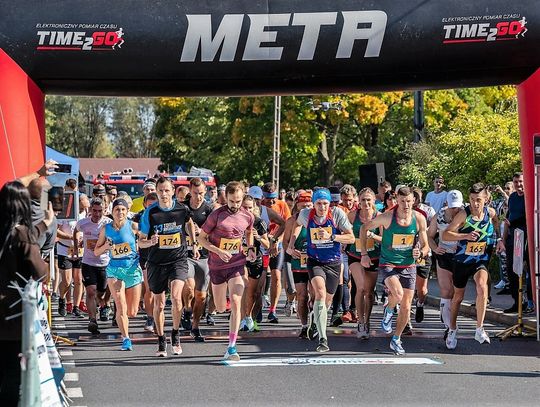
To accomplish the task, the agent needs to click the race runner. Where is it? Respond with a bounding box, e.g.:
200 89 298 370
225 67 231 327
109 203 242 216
198 182 256 361
360 186 429 355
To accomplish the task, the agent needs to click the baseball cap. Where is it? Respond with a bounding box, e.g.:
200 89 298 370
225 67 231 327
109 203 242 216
248 186 263 200
93 184 106 195
447 190 463 208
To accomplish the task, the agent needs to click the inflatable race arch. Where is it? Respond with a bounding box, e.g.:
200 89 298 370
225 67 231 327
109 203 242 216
1 0 539 299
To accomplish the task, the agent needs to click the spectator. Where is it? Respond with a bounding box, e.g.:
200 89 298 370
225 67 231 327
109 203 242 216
375 180 392 212
0 181 54 404
383 190 397 212
425 176 448 213
27 179 58 258
490 182 513 291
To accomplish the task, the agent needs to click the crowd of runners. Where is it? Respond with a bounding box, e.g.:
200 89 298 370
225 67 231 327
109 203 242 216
51 171 531 360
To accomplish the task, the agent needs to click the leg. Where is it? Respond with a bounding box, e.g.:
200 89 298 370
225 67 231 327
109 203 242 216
244 277 259 319
152 292 166 336
170 279 185 331
295 282 309 326
125 283 142 318
385 275 404 311
227 275 245 347
395 288 414 336
59 268 73 301
107 278 128 338
72 267 84 307
311 276 328 340
449 287 465 330
142 268 153 317
182 278 195 312
86 285 98 320
212 282 228 312
473 268 489 328
437 266 454 327
363 270 378 325
350 263 365 322
415 275 428 305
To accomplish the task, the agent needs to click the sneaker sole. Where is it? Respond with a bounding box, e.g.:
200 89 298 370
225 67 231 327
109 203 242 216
224 354 240 362
316 346 329 353
390 345 405 355
156 351 167 357
172 346 183 355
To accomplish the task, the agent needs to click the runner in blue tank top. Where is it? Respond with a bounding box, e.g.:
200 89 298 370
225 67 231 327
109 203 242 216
94 198 143 351
359 186 429 355
442 183 503 350
287 188 354 353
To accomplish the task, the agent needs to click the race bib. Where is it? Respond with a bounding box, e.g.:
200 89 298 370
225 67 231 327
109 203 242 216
86 239 98 251
309 227 333 244
300 253 308 269
465 242 486 256
186 234 194 251
111 242 132 258
67 246 84 258
392 234 414 250
159 233 181 249
355 237 375 252
219 238 241 254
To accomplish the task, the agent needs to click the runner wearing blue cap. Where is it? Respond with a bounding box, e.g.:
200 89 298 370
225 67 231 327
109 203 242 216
287 188 354 352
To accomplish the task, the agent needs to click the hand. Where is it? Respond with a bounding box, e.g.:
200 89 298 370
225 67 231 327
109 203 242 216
269 242 279 257
465 231 480 241
43 202 55 227
286 246 301 259
217 249 232 263
246 249 257 262
434 246 447 255
412 247 421 259
252 228 260 241
106 238 114 249
360 255 372 269
150 234 159 246
38 159 58 177
192 246 201 260
496 240 506 254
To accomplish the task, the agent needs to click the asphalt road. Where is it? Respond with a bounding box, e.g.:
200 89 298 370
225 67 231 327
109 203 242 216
53 301 540 406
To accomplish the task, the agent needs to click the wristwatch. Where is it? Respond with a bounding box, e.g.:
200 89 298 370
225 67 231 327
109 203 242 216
330 234 336 242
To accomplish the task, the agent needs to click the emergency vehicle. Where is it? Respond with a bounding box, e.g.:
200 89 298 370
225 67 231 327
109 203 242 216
90 167 217 198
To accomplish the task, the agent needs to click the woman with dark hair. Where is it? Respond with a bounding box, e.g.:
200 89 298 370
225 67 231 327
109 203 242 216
383 190 397 212
0 181 54 405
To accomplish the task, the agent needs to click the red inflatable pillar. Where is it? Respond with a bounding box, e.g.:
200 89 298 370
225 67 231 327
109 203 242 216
0 49 45 187
517 68 540 303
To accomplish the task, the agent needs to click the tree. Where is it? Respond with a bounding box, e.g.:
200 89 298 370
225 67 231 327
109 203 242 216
46 96 113 157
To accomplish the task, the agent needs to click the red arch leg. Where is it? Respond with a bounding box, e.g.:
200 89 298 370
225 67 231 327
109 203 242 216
0 49 45 187
517 68 540 304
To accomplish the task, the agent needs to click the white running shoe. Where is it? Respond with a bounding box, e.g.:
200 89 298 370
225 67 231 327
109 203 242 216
474 327 491 344
446 328 458 350
284 301 293 317
494 280 506 289
356 322 369 339
223 346 240 362
245 316 255 332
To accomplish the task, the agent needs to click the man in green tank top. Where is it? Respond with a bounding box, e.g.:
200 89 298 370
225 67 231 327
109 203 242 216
359 186 428 355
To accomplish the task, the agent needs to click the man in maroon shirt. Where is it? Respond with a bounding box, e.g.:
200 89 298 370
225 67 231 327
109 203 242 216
198 181 256 361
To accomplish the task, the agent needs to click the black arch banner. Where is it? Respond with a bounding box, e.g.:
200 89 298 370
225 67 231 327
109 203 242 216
1 0 538 95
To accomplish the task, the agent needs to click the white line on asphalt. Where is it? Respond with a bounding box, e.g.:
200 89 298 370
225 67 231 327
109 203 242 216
55 317 65 321
60 349 73 357
63 360 76 366
64 373 79 382
223 357 444 367
53 324 67 329
56 331 68 336
66 387 83 398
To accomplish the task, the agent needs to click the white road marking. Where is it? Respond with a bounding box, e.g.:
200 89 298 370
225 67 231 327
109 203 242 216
223 357 443 367
60 349 73 357
66 387 83 398
64 373 79 382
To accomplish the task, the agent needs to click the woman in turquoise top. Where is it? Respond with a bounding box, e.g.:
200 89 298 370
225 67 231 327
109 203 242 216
95 198 143 351
346 188 382 339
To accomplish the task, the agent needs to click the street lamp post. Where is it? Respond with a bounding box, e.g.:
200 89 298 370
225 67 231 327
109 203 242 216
272 95 281 190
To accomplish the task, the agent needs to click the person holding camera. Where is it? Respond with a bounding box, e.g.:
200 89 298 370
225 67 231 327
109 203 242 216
94 198 143 351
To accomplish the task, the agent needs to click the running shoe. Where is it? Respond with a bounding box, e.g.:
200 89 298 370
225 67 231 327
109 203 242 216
341 310 353 323
72 306 84 318
415 301 424 323
190 328 206 342
350 310 358 323
268 311 279 324
356 322 369 339
493 280 506 289
331 315 343 327
263 294 271 308
402 321 413 336
291 300 297 314
443 327 449 340
206 314 215 326
474 327 491 344
51 292 59 302
66 302 73 314
255 309 263 323
79 301 88 313
144 316 155 333
171 330 182 355
284 301 293 317
223 346 240 362
87 318 99 335
316 338 330 352
239 318 248 332
251 321 261 332
245 316 255 332
121 337 133 351
390 336 405 355
299 326 308 339
156 336 167 357
99 306 111 322
58 299 67 317
307 311 319 340
181 310 193 331
380 308 393 334
446 328 458 350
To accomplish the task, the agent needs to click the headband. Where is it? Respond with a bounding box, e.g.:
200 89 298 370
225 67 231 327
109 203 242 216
263 191 278 199
112 198 129 209
312 189 331 203
296 193 312 203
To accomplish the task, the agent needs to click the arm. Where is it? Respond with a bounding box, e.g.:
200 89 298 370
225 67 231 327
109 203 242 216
281 217 295 251
441 210 470 241
267 206 286 240
490 207 505 254
186 218 200 260
286 221 303 259
198 229 232 263
18 227 48 281
93 227 111 257
427 215 445 254
360 211 391 268
17 160 57 187
414 214 429 259
245 220 256 262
